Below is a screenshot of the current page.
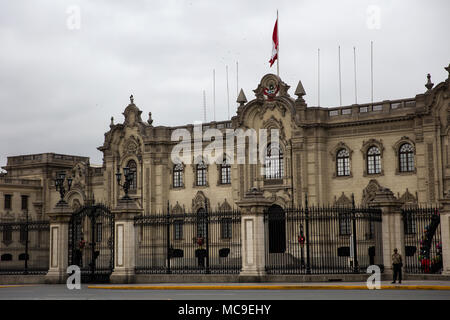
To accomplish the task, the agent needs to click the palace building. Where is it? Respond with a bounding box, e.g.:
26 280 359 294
1 64 450 281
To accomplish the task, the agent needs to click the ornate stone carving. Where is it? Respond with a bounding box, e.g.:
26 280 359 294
334 192 352 206
361 179 383 205
398 189 417 206
218 199 232 211
172 201 184 214
192 191 210 212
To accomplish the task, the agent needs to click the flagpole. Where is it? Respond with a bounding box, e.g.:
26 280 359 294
203 90 206 123
226 65 230 120
353 46 358 104
371 41 373 104
236 61 239 104
276 10 279 77
318 48 320 107
213 69 216 121
338 45 342 106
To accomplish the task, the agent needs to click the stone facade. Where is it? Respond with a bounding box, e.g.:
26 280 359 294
1 66 450 218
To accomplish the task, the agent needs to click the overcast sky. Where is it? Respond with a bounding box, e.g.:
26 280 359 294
1 0 449 168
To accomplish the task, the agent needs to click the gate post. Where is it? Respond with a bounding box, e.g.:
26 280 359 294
439 196 450 275
236 188 272 279
110 198 143 283
369 188 404 275
45 202 72 284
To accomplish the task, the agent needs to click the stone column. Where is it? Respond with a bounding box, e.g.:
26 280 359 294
45 202 73 284
236 188 272 279
369 188 404 274
109 198 143 283
438 197 450 275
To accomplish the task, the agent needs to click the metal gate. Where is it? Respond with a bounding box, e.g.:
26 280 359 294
402 206 442 274
68 204 114 283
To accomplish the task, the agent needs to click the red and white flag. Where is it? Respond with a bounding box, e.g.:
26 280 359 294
269 17 278 67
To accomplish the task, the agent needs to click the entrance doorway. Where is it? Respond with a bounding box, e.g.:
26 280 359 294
268 205 286 253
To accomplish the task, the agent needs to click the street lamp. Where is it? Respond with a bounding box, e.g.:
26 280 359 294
116 166 134 200
55 172 72 205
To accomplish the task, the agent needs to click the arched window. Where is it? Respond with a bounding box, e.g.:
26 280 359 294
399 143 414 172
196 161 207 186
336 149 350 176
127 160 137 190
173 163 184 188
220 156 231 184
265 143 284 179
367 146 381 174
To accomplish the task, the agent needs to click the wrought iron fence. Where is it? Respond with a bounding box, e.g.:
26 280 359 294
0 220 50 275
264 199 383 275
402 206 442 274
134 205 241 274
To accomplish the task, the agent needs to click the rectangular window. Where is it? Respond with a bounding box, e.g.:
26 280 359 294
20 224 27 242
21 195 28 211
221 218 232 239
339 215 351 236
174 220 183 240
2 225 12 242
391 102 402 109
4 194 12 210
404 215 416 234
359 106 369 113
221 166 231 184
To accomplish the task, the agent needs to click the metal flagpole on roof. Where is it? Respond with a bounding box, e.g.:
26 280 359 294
371 41 374 104
213 69 216 121
226 65 230 120
203 90 206 123
353 46 358 104
338 45 342 106
318 48 320 107
276 10 279 77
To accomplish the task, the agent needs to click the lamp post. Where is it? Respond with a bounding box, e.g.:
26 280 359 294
115 166 133 200
55 172 72 205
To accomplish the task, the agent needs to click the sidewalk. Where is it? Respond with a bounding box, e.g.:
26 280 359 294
88 280 450 290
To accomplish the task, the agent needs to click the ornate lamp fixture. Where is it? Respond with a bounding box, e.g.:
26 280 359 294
116 166 133 200
55 171 72 205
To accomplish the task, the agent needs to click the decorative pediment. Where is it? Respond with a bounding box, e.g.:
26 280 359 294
122 135 143 157
253 74 290 102
172 201 184 214
361 179 383 205
192 191 210 212
334 192 352 206
360 139 384 159
330 142 353 161
398 189 417 205
218 199 232 212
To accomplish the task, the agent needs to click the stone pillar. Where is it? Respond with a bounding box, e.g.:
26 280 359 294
369 188 404 274
45 202 73 284
438 197 450 275
109 198 143 283
236 188 272 279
